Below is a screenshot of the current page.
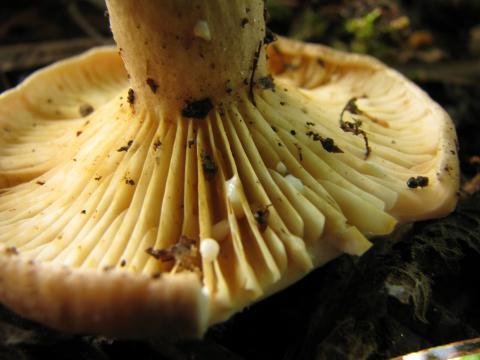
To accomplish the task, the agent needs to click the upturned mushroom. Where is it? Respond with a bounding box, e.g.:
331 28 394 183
0 0 459 338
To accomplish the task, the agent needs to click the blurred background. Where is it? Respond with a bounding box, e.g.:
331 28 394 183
0 1 479 359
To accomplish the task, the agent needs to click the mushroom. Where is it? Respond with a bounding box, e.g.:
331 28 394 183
0 0 458 339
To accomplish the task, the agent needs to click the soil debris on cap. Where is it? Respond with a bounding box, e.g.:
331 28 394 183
181 98 214 118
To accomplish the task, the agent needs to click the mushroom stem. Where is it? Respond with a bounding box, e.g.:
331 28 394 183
106 0 268 117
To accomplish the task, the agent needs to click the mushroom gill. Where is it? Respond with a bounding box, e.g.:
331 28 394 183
0 0 459 338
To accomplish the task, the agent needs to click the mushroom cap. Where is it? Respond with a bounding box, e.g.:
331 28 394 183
0 38 458 338
268 37 459 222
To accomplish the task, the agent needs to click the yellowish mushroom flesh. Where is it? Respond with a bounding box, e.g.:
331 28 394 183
0 0 458 338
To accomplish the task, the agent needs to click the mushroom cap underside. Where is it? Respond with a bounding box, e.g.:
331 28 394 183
0 38 459 337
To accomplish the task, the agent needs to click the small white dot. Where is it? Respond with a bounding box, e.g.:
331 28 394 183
276 161 287 175
200 238 220 262
226 175 243 217
285 174 303 191
193 20 211 41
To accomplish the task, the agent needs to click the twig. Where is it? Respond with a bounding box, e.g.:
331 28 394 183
249 41 263 106
67 1 107 42
339 97 371 159
394 60 480 86
0 38 113 72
